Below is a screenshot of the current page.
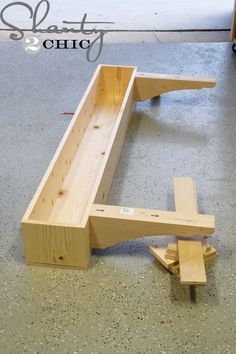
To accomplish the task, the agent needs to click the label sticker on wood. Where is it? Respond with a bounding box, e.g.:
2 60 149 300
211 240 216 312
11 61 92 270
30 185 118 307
120 207 134 216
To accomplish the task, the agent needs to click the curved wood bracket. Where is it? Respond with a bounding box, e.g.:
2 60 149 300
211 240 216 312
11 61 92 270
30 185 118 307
90 178 215 249
134 72 216 102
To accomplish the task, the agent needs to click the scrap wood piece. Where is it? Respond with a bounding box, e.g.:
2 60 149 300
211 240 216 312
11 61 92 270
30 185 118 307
148 245 178 271
204 245 219 263
202 240 211 255
165 238 211 261
165 242 178 260
148 241 218 278
173 177 198 216
166 242 178 255
169 245 218 274
178 240 207 285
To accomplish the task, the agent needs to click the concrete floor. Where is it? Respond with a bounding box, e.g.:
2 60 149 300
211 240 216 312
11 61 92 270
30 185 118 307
0 0 233 29
0 42 236 353
0 0 233 42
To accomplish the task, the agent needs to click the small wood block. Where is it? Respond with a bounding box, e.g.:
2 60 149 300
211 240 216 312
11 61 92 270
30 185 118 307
204 245 218 263
165 253 178 261
165 242 178 260
205 245 217 256
204 252 218 264
202 239 211 255
166 242 178 255
169 263 180 275
178 240 207 285
148 245 178 270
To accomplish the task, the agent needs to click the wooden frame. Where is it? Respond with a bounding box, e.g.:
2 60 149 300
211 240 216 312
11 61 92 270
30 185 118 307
22 65 216 270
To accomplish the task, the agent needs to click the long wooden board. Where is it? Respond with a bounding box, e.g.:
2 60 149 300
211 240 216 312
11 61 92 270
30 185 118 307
178 240 207 285
90 204 215 248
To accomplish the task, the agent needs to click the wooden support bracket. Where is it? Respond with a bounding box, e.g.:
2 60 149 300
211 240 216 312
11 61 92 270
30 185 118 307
134 73 216 102
21 65 216 269
90 200 214 249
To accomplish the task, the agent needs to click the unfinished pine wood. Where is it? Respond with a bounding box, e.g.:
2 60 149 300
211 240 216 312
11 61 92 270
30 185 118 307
22 220 90 268
204 252 218 264
165 239 212 260
148 245 178 270
22 65 136 267
22 65 216 269
90 204 215 249
202 241 211 255
30 65 135 225
178 240 207 285
173 252 218 275
173 177 198 216
167 242 178 254
134 73 216 102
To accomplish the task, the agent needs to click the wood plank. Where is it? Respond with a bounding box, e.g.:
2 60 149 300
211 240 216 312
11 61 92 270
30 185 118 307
165 239 211 260
22 65 136 226
165 243 218 274
90 204 215 248
173 177 198 216
178 240 207 285
134 73 216 102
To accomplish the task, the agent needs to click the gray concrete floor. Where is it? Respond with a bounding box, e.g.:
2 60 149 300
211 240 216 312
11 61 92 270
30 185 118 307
0 0 233 29
0 0 233 42
0 42 236 353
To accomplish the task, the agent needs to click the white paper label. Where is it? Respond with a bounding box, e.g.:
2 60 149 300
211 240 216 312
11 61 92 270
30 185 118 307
120 207 134 215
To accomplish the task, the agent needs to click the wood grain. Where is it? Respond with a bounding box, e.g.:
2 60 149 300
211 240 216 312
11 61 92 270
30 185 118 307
178 240 207 285
134 73 216 102
90 204 215 249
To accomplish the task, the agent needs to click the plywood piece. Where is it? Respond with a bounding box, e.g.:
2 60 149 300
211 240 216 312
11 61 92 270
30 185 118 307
178 240 207 285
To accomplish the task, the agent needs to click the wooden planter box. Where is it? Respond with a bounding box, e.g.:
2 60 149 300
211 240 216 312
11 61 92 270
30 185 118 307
22 65 216 275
